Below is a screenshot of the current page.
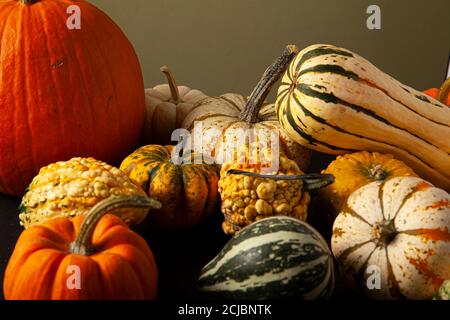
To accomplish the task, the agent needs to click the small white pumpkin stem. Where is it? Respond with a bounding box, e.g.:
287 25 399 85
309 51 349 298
69 195 161 256
160 65 181 103
438 77 450 104
240 45 299 123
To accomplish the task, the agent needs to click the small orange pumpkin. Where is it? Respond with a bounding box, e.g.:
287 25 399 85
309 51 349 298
4 195 160 300
320 151 418 216
424 78 450 106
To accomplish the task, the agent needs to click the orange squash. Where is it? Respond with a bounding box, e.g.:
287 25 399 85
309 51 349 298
424 78 450 106
4 195 160 300
0 0 145 196
320 151 418 216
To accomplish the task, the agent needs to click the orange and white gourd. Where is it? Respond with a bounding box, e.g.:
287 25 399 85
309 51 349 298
332 176 450 299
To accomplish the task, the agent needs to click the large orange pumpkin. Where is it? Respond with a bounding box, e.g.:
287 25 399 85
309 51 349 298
4 195 161 300
0 0 145 196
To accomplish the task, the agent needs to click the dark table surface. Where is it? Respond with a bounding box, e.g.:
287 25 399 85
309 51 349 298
0 152 359 300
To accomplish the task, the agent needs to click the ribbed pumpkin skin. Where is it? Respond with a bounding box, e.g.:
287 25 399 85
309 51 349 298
4 214 158 300
332 176 450 299
199 216 335 300
143 80 207 145
320 151 418 215
0 0 145 196
276 44 450 191
120 145 220 230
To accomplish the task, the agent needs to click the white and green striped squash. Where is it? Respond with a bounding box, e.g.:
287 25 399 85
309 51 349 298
198 216 334 300
276 44 450 191
332 176 450 300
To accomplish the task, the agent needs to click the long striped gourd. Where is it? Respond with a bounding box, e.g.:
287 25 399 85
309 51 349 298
276 44 450 191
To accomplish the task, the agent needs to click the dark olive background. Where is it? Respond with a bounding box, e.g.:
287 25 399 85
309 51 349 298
0 0 449 300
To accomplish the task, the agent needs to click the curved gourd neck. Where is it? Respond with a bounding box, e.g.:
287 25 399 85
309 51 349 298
239 45 298 123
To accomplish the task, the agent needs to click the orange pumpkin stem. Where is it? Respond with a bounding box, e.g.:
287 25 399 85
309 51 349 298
69 195 161 255
19 0 38 4
227 169 334 191
240 45 299 123
438 77 450 104
160 65 181 104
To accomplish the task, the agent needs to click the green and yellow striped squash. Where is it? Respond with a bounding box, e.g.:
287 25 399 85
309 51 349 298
276 44 450 191
120 145 220 230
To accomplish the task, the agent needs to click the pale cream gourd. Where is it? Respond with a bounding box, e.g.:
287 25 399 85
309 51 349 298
182 46 311 171
143 66 207 145
332 176 450 300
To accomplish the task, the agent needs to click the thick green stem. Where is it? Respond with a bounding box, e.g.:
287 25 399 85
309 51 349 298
69 195 161 256
438 77 450 104
227 170 334 191
239 45 299 123
160 65 181 104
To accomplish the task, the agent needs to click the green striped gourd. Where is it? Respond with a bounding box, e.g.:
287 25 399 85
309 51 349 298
332 176 450 300
276 44 450 191
198 216 335 300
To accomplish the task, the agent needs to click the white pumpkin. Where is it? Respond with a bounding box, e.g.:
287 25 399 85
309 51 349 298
143 66 207 145
332 176 450 300
181 45 311 171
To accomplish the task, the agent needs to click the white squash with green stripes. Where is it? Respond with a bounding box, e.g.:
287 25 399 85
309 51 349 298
276 44 450 191
198 216 334 300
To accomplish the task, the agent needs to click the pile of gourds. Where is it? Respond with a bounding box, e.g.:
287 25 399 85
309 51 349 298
1 0 449 301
